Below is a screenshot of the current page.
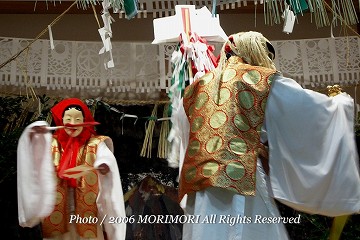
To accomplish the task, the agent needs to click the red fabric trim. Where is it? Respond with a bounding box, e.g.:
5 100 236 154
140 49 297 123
51 98 97 187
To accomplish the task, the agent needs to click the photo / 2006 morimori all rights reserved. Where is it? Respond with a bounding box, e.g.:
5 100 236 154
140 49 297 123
69 214 301 226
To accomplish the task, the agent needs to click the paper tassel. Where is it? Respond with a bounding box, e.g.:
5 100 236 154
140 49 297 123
286 0 309 15
98 0 115 69
140 104 158 158
263 0 282 25
283 3 296 34
330 0 359 27
307 0 330 28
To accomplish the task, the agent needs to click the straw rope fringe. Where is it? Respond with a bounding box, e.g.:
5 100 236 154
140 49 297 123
140 104 158 158
157 103 170 159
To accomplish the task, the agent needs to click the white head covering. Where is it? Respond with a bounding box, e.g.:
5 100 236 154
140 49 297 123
217 31 276 71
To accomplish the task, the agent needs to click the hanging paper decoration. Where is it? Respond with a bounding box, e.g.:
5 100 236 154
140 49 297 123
188 33 218 80
282 2 297 34
151 5 227 167
263 0 358 28
166 32 218 124
162 7 223 109
329 0 359 27
263 0 282 25
306 0 330 28
286 0 309 15
98 0 116 69
122 0 138 19
96 0 138 68
43 0 138 69
166 32 218 167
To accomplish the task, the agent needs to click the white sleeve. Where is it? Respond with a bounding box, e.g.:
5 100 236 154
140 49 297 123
266 75 360 216
166 98 190 208
167 98 190 170
17 121 56 227
94 141 126 240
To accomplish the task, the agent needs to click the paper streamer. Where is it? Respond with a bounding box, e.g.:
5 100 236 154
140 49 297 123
48 25 55 50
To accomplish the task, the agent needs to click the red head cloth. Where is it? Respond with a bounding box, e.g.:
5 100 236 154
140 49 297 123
51 98 95 127
50 98 97 187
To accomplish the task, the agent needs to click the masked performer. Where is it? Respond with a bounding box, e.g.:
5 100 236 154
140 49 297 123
168 31 360 239
17 98 126 240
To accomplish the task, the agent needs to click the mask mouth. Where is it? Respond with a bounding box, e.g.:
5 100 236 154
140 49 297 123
68 128 78 133
266 41 276 60
65 127 80 136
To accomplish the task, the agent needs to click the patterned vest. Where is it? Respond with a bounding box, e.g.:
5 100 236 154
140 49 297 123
179 56 276 200
42 135 109 238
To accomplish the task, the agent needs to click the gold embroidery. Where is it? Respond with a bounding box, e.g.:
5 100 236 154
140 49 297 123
179 57 275 200
213 87 231 105
49 211 63 225
225 161 245 180
206 136 223 153
42 136 109 238
209 111 227 129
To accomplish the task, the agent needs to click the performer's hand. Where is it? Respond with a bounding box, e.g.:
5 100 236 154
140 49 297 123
97 163 110 175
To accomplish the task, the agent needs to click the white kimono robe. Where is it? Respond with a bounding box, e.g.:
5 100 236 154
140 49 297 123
17 121 127 240
170 75 360 240
266 75 360 217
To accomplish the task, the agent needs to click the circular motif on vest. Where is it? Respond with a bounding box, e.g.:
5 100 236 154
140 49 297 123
202 162 219 178
84 191 97 206
234 114 250 132
85 171 98 186
191 116 204 133
199 72 214 85
187 140 200 157
83 230 96 238
225 161 245 180
229 137 247 155
188 104 195 117
195 92 209 110
185 166 197 182
238 90 255 109
209 111 227 129
243 70 261 85
206 135 223 153
222 68 237 82
50 211 63 225
84 210 96 218
55 191 64 205
214 87 231 105
184 85 194 98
